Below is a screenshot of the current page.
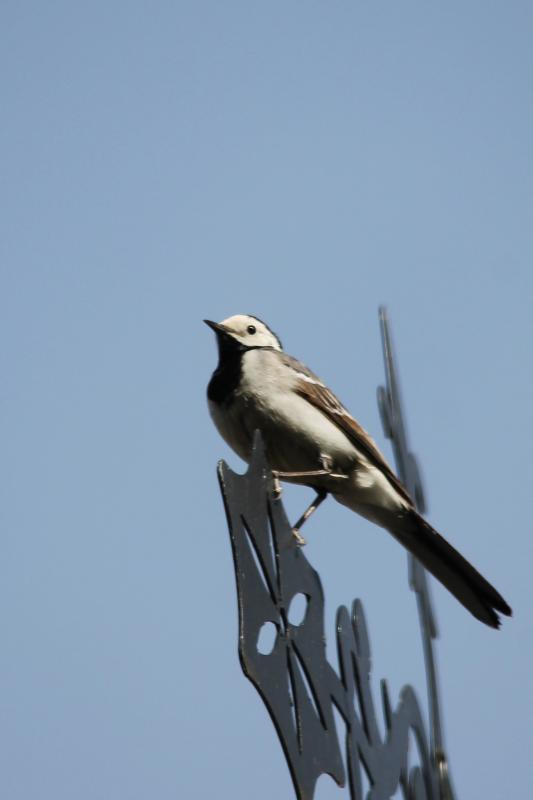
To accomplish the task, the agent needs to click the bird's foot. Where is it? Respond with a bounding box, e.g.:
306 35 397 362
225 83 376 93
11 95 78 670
291 528 306 546
291 490 328 543
271 472 282 498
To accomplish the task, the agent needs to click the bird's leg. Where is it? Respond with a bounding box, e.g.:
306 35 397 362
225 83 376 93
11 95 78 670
270 454 340 545
272 455 348 486
319 454 348 478
291 490 328 546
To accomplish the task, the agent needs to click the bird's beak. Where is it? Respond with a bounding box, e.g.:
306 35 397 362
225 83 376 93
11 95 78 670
203 319 232 336
203 319 220 332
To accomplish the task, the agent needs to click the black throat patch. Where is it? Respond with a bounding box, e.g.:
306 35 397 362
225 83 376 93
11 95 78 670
207 335 246 404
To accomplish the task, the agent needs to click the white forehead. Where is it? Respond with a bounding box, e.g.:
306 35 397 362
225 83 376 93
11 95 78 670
220 314 282 349
220 314 264 332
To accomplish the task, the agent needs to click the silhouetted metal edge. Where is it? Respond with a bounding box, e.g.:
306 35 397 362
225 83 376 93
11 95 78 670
377 306 456 800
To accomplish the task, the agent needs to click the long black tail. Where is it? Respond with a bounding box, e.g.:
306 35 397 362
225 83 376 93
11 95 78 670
387 508 512 628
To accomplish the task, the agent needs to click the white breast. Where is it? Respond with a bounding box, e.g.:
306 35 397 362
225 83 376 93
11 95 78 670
234 349 359 471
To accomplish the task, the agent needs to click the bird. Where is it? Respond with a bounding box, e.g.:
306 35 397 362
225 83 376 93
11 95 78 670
205 313 512 629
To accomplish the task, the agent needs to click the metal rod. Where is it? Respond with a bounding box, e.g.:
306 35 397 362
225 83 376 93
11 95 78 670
377 306 456 799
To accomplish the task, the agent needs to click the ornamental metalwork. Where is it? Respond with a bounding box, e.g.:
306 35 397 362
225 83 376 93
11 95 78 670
216 309 456 799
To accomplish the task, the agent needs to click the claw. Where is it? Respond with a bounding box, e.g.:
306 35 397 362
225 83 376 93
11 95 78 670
292 528 306 546
272 472 282 498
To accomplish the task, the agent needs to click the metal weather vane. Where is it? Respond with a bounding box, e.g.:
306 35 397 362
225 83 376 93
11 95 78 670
377 307 455 799
216 309 456 799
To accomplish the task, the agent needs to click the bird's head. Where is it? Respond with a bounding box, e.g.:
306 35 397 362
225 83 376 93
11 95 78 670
204 314 283 352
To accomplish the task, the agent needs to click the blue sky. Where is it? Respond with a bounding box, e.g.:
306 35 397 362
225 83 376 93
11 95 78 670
1 2 532 798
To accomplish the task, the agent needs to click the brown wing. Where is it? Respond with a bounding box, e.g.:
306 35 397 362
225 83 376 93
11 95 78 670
294 377 413 505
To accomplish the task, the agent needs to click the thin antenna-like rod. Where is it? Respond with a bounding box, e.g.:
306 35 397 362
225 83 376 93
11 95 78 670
377 306 456 800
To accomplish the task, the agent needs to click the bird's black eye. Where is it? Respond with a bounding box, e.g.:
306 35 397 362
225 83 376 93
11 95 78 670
247 325 256 335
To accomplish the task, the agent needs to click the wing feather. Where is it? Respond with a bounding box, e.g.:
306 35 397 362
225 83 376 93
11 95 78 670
288 363 413 505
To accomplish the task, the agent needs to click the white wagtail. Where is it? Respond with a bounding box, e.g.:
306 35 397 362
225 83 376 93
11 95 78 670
205 314 512 628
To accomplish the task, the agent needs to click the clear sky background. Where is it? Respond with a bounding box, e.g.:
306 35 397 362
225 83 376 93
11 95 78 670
2 2 532 798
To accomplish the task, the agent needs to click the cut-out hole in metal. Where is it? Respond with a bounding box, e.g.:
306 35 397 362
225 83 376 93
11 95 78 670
288 593 308 627
257 621 278 655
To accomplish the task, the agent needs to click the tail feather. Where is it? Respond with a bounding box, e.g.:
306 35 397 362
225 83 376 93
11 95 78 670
388 509 512 628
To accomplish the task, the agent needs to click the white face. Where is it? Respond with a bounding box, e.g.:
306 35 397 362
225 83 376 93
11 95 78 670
219 314 282 350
